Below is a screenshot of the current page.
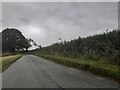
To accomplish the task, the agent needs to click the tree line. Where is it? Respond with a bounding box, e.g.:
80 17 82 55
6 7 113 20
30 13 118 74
2 28 38 53
1 28 120 64
38 29 120 65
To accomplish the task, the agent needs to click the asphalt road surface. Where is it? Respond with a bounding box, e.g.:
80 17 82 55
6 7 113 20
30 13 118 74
2 55 118 88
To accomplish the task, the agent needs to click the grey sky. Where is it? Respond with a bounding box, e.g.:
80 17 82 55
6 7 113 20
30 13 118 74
1 0 120 2
2 2 118 48
0 2 1 31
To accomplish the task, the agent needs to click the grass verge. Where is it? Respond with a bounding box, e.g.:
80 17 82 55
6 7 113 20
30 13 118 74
36 54 119 82
0 55 22 72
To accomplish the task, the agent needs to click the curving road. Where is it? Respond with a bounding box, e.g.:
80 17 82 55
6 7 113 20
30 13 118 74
2 55 118 88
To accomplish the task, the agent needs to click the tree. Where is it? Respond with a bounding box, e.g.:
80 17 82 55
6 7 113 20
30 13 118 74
2 28 32 52
38 29 119 64
38 45 42 49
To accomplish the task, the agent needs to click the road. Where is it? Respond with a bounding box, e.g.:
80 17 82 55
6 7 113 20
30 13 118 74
2 55 118 88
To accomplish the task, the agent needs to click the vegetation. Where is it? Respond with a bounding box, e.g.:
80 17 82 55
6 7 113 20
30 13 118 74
37 29 120 65
0 28 39 72
35 54 119 81
2 28 37 53
1 27 119 81
0 55 22 72
2 52 19 57
34 29 120 81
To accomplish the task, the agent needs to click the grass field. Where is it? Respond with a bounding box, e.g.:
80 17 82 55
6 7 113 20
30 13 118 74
0 55 22 72
36 54 119 81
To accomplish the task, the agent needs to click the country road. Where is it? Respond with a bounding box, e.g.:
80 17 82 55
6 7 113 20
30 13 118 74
2 55 118 88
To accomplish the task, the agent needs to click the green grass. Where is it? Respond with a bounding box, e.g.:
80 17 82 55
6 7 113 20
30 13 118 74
0 55 22 72
36 54 119 81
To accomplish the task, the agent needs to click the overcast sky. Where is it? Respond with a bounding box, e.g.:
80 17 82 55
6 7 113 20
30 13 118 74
2 2 118 48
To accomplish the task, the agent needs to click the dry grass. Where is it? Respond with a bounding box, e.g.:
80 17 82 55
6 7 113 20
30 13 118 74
0 55 22 72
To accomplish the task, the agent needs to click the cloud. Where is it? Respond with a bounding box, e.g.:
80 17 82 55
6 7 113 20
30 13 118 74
19 17 30 25
22 25 47 39
2 2 118 47
2 0 119 2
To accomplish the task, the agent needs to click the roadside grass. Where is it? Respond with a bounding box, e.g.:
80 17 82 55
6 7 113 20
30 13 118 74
0 55 22 72
36 54 119 81
2 52 20 57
